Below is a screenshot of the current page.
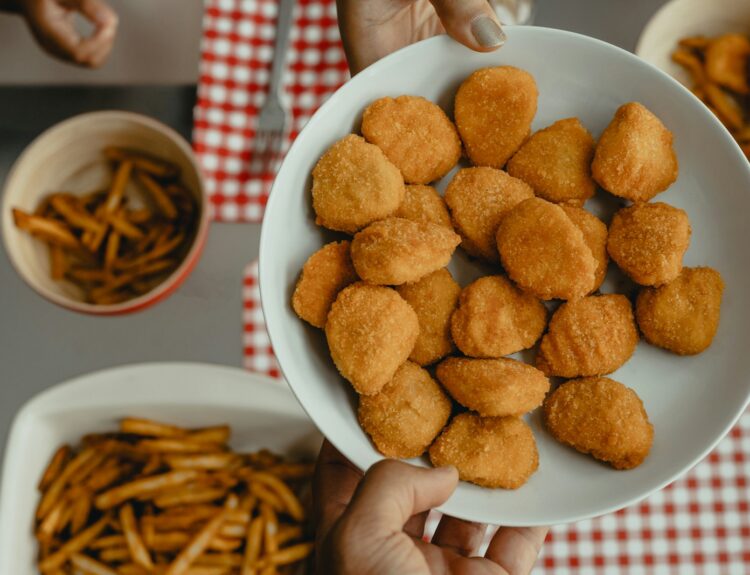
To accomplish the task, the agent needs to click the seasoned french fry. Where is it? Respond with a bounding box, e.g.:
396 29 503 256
70 553 120 575
13 209 80 249
121 417 188 438
95 470 200 510
120 503 154 570
165 454 238 471
137 171 179 219
38 513 109 571
245 472 304 522
38 445 71 492
104 147 180 179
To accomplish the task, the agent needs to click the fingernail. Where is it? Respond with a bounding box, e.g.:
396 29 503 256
471 16 506 48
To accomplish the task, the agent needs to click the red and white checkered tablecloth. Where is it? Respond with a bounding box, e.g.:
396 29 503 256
241 259 750 573
193 0 349 222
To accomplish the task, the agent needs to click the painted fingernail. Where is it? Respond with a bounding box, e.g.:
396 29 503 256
471 16 506 48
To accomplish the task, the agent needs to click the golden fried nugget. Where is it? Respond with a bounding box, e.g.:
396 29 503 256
361 96 462 184
395 269 461 365
454 66 538 168
292 241 358 328
507 118 596 205
436 357 549 417
561 205 609 292
636 267 724 355
312 134 405 233
429 413 539 489
607 202 691 287
705 34 750 94
592 102 679 202
350 217 460 285
536 294 639 378
358 361 452 458
496 198 598 300
543 377 653 469
394 185 453 229
325 283 418 395
450 275 547 358
444 167 534 261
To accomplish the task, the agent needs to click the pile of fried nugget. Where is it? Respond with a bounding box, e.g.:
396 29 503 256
291 66 725 489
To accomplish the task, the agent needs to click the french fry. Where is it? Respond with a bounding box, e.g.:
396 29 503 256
188 426 231 446
275 526 303 547
104 231 121 270
242 517 264 575
120 503 154 570
69 452 108 485
256 542 313 568
104 147 180 179
165 454 239 471
264 463 314 480
49 194 105 233
104 160 133 214
99 546 133 562
69 490 92 534
261 504 278 556
153 487 228 509
38 445 71 491
249 482 285 514
66 267 112 284
38 513 109 571
678 35 711 50
70 553 120 575
121 417 188 438
672 48 706 86
245 472 305 521
137 171 179 219
37 448 97 520
137 439 224 454
107 210 145 240
37 498 66 542
163 502 232 575
705 83 744 130
196 553 243 568
50 245 68 280
219 523 246 539
13 209 80 249
95 470 200 510
89 535 126 550
142 455 163 476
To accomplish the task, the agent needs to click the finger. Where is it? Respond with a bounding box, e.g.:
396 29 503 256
485 526 549 575
64 0 118 67
414 538 503 575
428 0 506 51
432 515 488 557
404 510 429 539
313 440 363 542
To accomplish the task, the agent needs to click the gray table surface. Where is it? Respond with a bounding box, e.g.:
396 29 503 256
0 0 670 461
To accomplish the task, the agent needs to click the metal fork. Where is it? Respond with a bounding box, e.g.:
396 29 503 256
253 0 294 176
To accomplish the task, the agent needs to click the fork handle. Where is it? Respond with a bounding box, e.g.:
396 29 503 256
269 0 295 98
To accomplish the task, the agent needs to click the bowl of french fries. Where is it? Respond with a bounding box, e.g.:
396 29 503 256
1 111 209 314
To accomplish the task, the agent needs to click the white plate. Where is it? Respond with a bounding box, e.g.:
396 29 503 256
259 28 750 526
0 363 321 575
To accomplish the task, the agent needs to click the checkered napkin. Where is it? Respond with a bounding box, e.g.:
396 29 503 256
241 260 749 572
193 0 350 222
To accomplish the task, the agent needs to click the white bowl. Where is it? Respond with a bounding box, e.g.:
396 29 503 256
259 28 750 526
0 363 321 575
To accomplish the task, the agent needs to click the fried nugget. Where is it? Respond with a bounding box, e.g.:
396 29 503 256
436 357 549 417
312 134 405 233
358 361 452 458
444 167 534 262
394 185 453 229
507 118 596 205
361 95 462 184
496 198 598 300
396 269 461 365
292 241 358 328
536 294 638 378
429 413 538 489
325 283 418 395
543 377 653 469
350 217 460 285
636 267 724 355
450 275 547 358
561 205 609 292
607 202 691 286
592 102 679 202
705 34 750 94
454 66 538 168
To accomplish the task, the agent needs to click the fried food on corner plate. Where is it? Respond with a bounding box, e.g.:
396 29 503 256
543 377 653 470
312 134 405 233
436 357 549 417
560 205 609 292
361 96 462 184
358 361 452 458
292 241 358 328
496 197 597 300
454 66 538 168
444 167 534 262
325 283 418 395
607 202 691 287
395 268 461 366
507 117 596 205
350 217 460 285
429 413 539 489
705 33 750 94
592 102 679 202
394 184 453 230
636 267 724 355
450 275 547 358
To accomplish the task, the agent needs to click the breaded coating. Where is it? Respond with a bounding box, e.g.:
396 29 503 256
396 269 461 365
394 185 453 230
507 118 596 205
325 283 418 395
436 357 549 417
291 241 358 328
358 361 452 458
536 294 639 378
561 205 609 292
607 202 691 286
444 167 534 262
361 95 462 184
496 198 598 300
350 217 460 285
636 267 724 355
592 102 679 202
454 66 538 168
450 275 547 358
429 413 539 489
543 377 653 469
312 134 405 233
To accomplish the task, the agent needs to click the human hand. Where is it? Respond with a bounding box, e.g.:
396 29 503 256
314 440 548 574
336 0 506 75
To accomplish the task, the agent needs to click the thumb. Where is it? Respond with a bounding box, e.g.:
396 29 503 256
429 0 506 52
